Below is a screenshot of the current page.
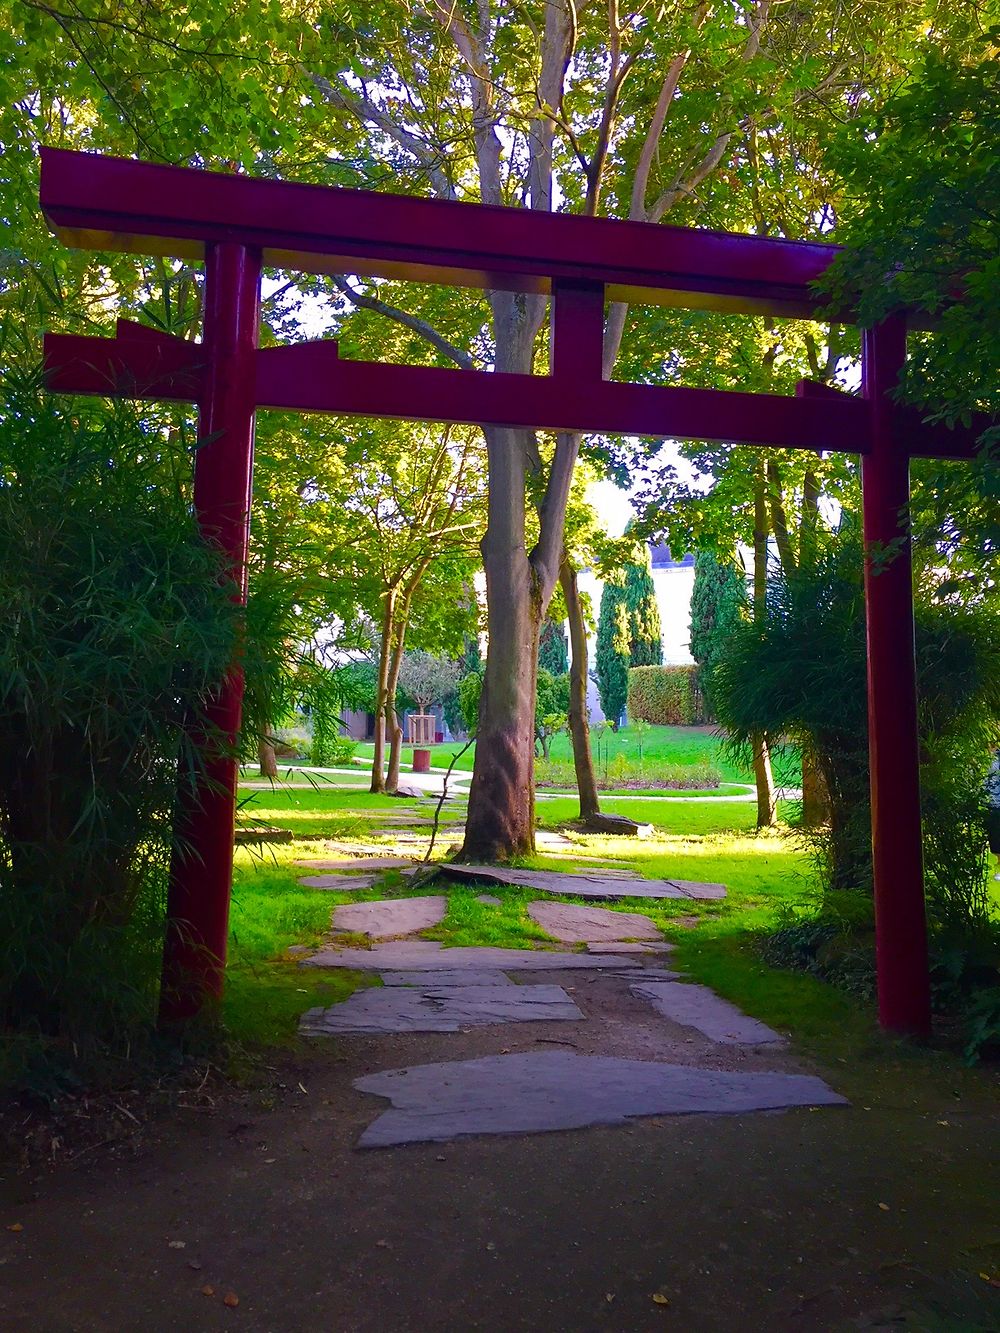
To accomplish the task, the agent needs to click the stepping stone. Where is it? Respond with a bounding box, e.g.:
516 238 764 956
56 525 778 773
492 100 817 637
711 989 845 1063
445 865 725 901
630 981 785 1045
563 867 643 880
527 900 661 944
585 941 674 955
331 895 447 939
475 894 502 905
354 1051 847 1147
534 830 575 849
298 874 378 891
300 984 582 1035
380 970 514 987
304 943 642 971
293 857 416 871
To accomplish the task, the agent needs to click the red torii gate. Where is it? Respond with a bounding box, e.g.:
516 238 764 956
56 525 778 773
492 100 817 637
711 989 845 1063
39 147 982 1035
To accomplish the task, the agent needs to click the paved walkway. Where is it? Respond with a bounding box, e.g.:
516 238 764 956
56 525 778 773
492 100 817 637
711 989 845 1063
297 878 843 1150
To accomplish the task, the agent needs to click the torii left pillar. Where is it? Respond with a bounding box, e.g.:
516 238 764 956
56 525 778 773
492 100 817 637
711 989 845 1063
159 242 262 1025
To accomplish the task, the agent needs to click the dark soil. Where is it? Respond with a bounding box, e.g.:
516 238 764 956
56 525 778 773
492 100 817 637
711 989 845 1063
1 969 998 1332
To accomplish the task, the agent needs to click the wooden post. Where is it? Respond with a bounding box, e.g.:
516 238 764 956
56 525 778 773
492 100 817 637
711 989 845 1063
159 242 261 1025
861 317 931 1037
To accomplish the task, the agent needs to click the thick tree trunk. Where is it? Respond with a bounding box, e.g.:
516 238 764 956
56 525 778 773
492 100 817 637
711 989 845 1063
462 424 540 861
753 459 778 828
370 589 396 794
258 736 278 780
560 554 601 822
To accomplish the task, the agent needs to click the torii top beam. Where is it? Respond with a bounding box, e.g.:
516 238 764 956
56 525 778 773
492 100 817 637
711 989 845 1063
40 149 981 459
40 147 839 320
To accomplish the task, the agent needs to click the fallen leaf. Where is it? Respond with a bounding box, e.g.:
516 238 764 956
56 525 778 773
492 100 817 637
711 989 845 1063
375 1239 390 1249
652 1292 670 1306
605 1293 615 1303
878 1203 890 1212
187 1260 203 1271
6 1223 23 1233
201 1285 215 1297
223 1292 239 1308
168 1240 186 1249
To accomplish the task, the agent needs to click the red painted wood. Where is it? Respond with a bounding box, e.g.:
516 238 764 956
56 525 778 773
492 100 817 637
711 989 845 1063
550 280 605 381
861 319 931 1037
158 242 261 1025
48 331 873 452
40 147 842 318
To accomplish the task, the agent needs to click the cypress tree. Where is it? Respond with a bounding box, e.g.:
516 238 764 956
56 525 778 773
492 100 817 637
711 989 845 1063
538 616 569 675
623 544 663 666
689 551 746 713
595 572 629 728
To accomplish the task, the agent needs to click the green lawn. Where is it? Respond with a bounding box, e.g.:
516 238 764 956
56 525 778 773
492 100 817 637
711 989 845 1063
537 795 795 834
354 724 801 787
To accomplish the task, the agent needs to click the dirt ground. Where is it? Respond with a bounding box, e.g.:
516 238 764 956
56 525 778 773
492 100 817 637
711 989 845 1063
1 968 998 1332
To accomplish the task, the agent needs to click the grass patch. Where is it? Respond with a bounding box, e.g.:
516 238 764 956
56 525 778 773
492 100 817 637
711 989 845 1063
537 796 796 835
353 723 794 784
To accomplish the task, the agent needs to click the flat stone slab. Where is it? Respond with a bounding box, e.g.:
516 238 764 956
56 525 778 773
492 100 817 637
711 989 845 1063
630 981 785 1045
301 985 582 1035
304 942 641 971
563 867 643 880
298 874 379 891
354 1051 847 1147
475 894 502 905
379 970 514 987
331 895 447 939
445 865 725 901
586 941 674 955
527 900 661 944
293 857 416 871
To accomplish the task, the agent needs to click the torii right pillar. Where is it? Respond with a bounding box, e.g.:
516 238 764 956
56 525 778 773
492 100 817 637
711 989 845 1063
862 317 931 1037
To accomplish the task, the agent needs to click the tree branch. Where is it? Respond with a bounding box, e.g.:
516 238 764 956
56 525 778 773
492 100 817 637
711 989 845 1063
331 277 476 370
305 69 456 200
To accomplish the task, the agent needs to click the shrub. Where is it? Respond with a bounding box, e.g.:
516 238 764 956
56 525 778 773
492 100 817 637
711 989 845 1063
0 364 238 1068
627 665 705 725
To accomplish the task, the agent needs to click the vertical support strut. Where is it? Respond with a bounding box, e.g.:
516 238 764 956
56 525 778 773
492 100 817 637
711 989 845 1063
861 317 931 1037
159 242 262 1025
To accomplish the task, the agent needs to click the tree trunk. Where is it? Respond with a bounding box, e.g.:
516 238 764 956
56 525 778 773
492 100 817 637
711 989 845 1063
752 458 778 828
461 424 540 861
385 613 409 793
801 748 830 826
258 736 278 780
560 554 601 822
370 588 396 794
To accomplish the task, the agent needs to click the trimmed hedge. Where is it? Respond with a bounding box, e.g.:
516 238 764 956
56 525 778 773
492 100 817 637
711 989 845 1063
627 665 706 725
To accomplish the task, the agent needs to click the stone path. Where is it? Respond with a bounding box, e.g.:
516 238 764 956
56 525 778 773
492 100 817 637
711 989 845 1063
630 980 786 1045
526 899 661 944
301 984 583 1035
298 874 379 891
293 857 416 871
304 941 642 970
444 864 726 900
331 895 447 939
296 881 842 1151
355 1051 847 1148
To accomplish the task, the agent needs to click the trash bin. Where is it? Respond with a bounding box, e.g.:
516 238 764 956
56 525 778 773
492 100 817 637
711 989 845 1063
435 730 444 744
412 749 431 774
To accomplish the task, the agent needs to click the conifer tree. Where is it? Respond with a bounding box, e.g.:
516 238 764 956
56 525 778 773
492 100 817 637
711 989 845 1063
595 573 629 728
689 552 747 714
623 546 663 666
538 616 570 676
